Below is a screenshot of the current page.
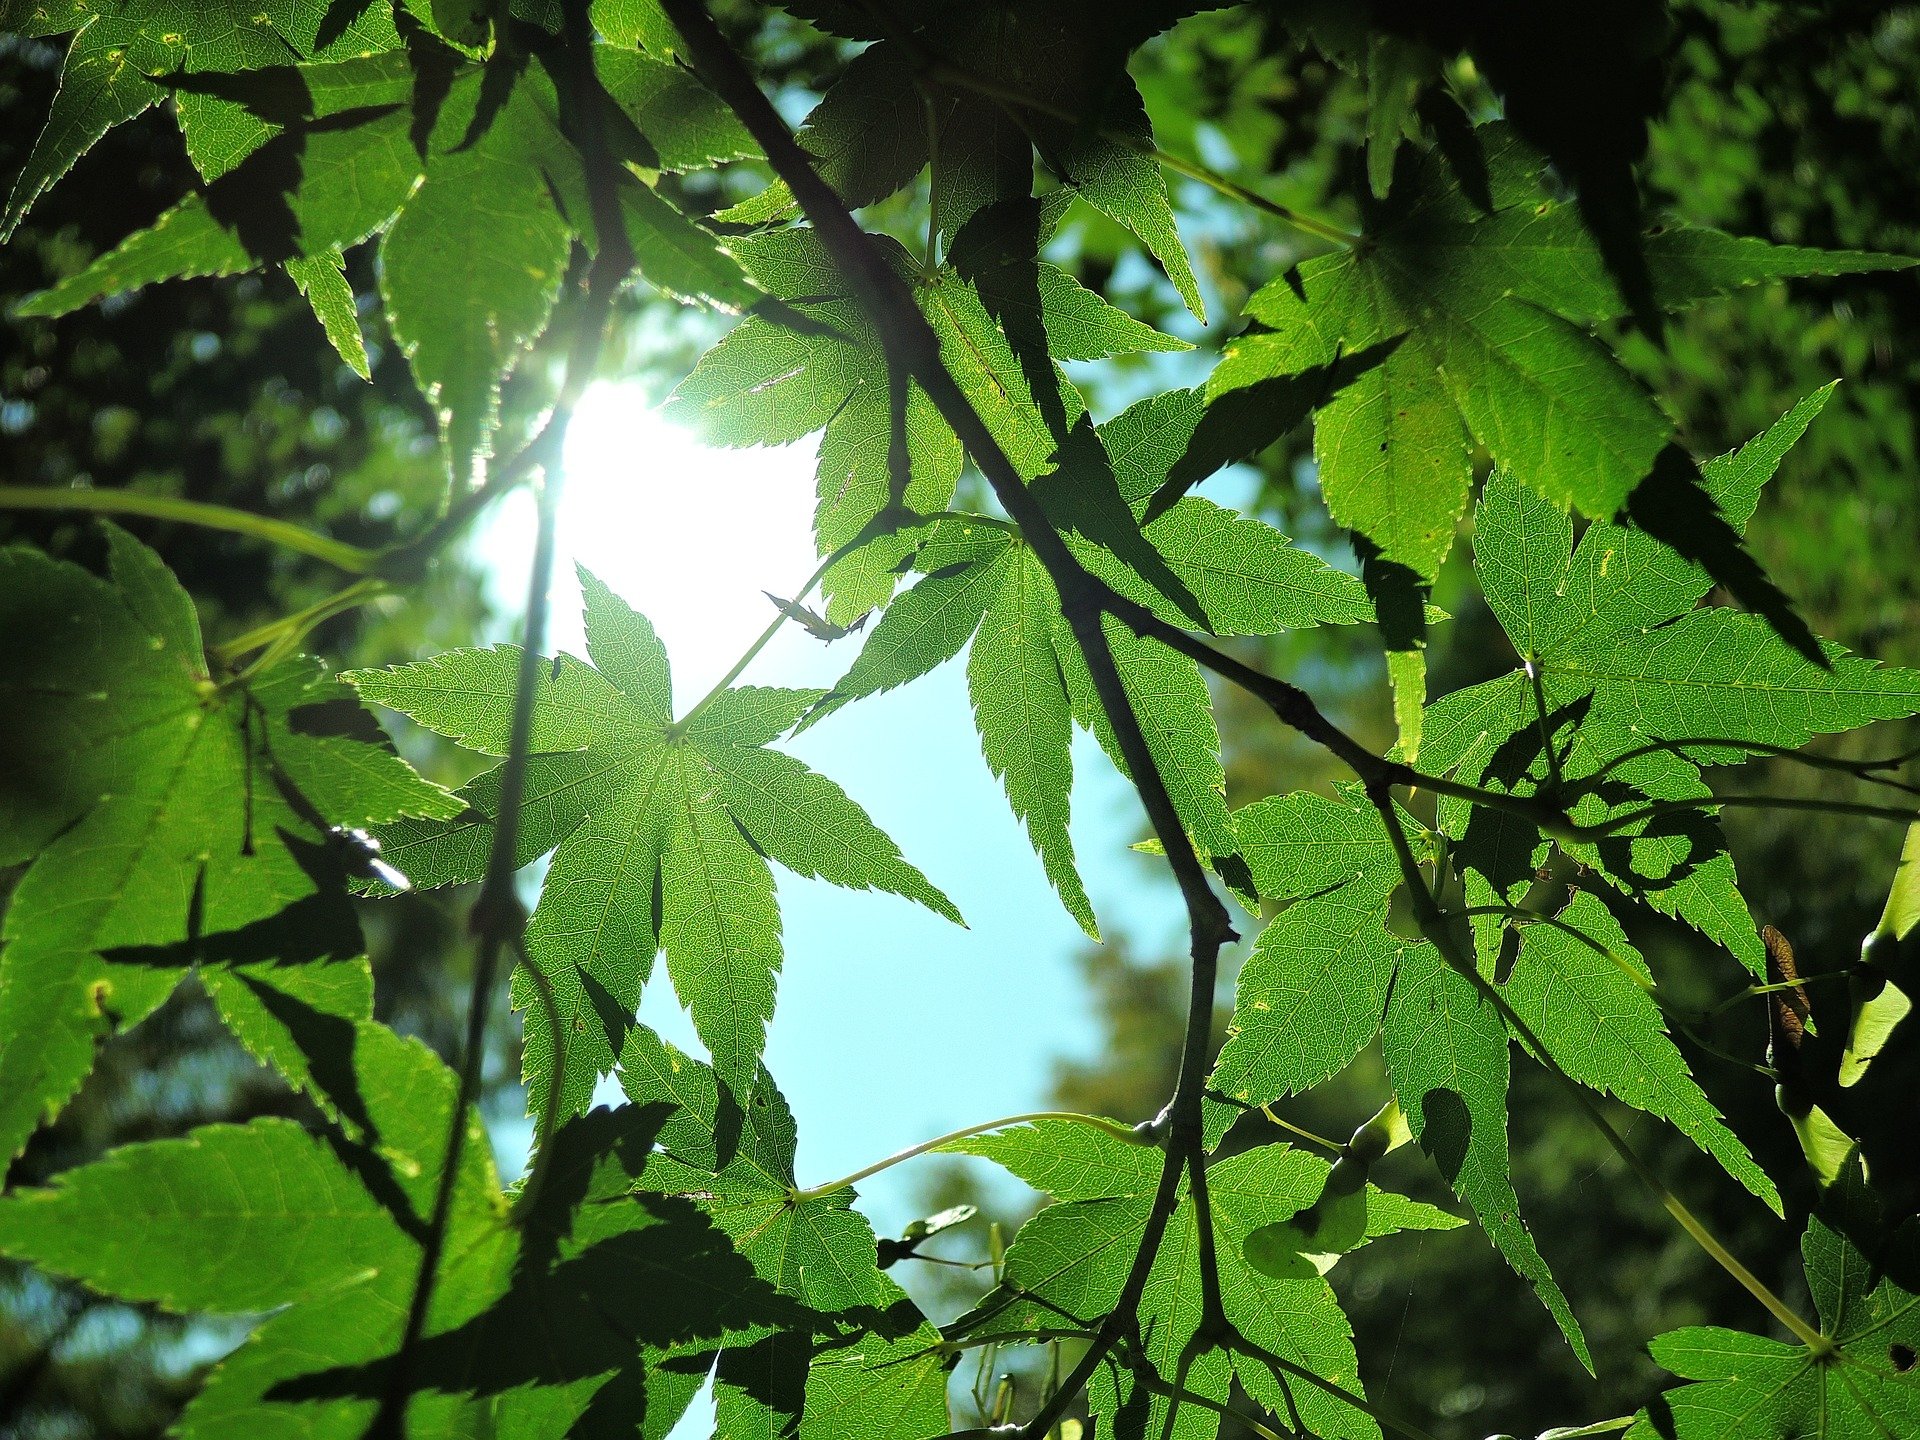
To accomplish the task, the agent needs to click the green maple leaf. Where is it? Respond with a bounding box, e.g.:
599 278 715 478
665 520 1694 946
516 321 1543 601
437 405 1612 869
716 1 1205 314
666 212 1186 622
594 43 759 172
0 0 400 240
1424 390 1920 977
0 529 456 1174
378 62 577 483
1382 926 1595 1369
1503 892 1779 1213
950 1120 1458 1440
12 37 760 479
1207 124 1912 579
1207 794 1417 1109
800 383 1376 936
0 1015 786 1439
1209 783 1773 1363
1629 1213 1920 1440
618 1024 951 1439
347 568 958 1106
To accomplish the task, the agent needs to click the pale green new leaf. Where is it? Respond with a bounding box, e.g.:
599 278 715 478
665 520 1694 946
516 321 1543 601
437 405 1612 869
592 0 677 52
1057 79 1204 318
1142 496 1375 636
808 524 1015 717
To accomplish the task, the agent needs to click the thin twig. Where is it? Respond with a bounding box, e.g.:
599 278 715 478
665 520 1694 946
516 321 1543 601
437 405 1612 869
1572 791 1920 838
367 10 636 1432
369 420 564 1440
791 1110 1148 1202
1582 733 1920 796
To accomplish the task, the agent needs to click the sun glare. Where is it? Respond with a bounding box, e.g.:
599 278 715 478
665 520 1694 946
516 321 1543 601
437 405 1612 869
513 380 839 700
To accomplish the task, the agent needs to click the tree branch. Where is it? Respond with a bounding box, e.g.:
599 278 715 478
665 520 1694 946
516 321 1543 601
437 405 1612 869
367 9 638 1432
657 2 1238 1426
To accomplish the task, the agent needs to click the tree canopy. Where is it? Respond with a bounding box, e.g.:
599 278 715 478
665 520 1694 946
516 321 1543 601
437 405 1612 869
2 4 1918 1439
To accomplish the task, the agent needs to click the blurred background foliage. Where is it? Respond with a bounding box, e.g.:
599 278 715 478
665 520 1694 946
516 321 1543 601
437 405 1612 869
2 1 1917 1435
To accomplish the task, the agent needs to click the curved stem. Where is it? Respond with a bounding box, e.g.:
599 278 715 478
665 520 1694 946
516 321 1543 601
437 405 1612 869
1576 792 1920 839
1143 1346 1288 1440
1706 972 1852 1020
670 538 854 736
792 1110 1147 1202
1258 1104 1345 1155
1584 734 1920 797
1148 140 1365 248
1541 1418 1635 1440
1369 786 1829 1353
1451 905 1656 994
0 485 378 573
1455 905 1784 1076
214 577 391 664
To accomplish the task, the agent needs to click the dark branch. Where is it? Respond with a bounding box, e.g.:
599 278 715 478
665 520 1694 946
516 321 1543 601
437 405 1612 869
657 0 1238 1424
368 7 637 1433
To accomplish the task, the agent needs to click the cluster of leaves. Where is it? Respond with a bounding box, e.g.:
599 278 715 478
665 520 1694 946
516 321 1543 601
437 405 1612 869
1 3 1918 1439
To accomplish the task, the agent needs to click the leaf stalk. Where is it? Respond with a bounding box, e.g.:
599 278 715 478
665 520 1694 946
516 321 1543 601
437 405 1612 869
791 1110 1147 1203
0 485 379 573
